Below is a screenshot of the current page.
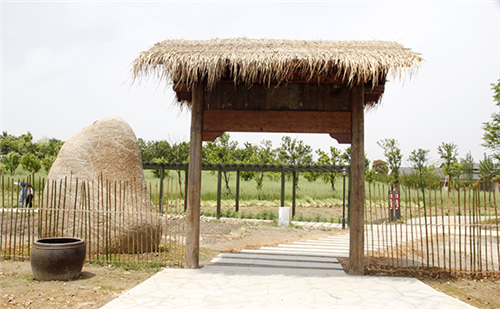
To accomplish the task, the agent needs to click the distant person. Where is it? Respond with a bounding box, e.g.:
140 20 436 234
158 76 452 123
26 185 34 208
18 185 26 207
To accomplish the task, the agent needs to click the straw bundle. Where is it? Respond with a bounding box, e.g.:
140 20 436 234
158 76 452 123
133 38 422 104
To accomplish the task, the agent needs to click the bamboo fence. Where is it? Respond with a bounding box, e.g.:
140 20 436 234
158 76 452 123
2 171 499 278
0 174 185 268
364 181 500 279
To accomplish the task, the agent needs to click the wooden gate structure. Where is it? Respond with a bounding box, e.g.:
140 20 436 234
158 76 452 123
133 38 422 275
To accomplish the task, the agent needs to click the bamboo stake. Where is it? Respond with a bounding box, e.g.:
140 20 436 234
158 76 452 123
61 177 67 237
408 185 414 270
494 187 499 271
483 184 495 271
429 186 440 267
368 181 374 261
18 177 26 260
1 174 5 259
113 180 117 265
55 179 62 237
439 186 447 273
105 179 109 264
476 185 482 273
13 179 20 260
8 177 14 259
97 176 101 262
87 180 92 262
73 178 78 238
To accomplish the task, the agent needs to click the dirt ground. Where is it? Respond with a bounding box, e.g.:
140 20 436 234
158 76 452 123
2 219 500 309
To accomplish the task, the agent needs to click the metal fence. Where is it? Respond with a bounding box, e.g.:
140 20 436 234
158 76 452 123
0 174 185 267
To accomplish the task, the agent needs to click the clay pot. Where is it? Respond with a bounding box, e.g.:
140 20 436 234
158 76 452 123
30 237 86 281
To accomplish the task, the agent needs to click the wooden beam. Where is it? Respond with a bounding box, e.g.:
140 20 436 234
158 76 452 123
349 84 365 275
173 82 384 107
203 110 351 135
185 84 204 269
202 131 224 142
329 133 351 144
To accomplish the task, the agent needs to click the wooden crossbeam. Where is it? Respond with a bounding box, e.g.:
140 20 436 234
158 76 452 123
202 110 351 142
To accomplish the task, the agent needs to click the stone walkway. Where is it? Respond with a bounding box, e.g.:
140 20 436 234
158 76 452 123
101 231 476 309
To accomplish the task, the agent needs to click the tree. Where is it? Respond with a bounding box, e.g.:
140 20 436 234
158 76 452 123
377 139 403 185
37 137 64 158
170 141 190 188
372 159 389 183
18 132 38 155
249 140 279 197
341 146 370 171
479 153 496 181
278 136 313 189
460 152 475 184
204 133 238 192
1 152 21 174
138 139 172 162
408 148 430 188
41 156 56 173
482 79 500 162
278 136 313 165
235 142 258 181
437 142 459 179
20 153 41 173
1 132 20 155
315 147 342 191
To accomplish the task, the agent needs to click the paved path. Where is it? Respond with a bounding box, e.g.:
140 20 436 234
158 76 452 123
101 231 476 309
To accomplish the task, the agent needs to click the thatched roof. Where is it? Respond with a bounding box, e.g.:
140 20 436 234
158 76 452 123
132 38 422 103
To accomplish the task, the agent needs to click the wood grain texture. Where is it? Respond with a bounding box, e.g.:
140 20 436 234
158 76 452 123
349 84 365 276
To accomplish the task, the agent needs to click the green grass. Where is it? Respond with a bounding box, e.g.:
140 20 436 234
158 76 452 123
144 169 345 206
200 207 342 223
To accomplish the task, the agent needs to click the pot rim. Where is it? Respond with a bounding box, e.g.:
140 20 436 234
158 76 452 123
33 237 85 248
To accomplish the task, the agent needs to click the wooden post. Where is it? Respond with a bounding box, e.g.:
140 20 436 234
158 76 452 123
159 167 164 213
349 84 365 275
217 165 222 219
185 84 204 269
292 171 297 217
281 165 285 207
235 171 240 212
184 170 188 212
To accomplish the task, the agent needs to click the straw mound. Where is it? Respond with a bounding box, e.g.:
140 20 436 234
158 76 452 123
41 116 160 254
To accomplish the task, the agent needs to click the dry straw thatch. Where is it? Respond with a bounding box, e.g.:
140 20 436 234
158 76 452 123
133 38 422 102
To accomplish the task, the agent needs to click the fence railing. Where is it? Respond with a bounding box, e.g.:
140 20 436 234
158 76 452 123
364 181 500 278
2 170 500 278
1 174 185 267
143 162 350 218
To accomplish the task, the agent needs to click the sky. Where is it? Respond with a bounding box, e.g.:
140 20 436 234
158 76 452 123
1 1 499 167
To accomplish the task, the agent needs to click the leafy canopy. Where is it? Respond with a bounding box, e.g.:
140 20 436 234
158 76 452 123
482 79 500 162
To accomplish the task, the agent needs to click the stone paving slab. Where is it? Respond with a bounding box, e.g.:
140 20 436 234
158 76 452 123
216 252 339 263
210 257 344 270
101 266 476 309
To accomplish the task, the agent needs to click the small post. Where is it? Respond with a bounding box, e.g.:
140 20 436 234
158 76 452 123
292 171 297 218
281 165 285 207
217 165 222 219
184 170 188 212
342 167 347 229
159 167 164 213
235 170 240 212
